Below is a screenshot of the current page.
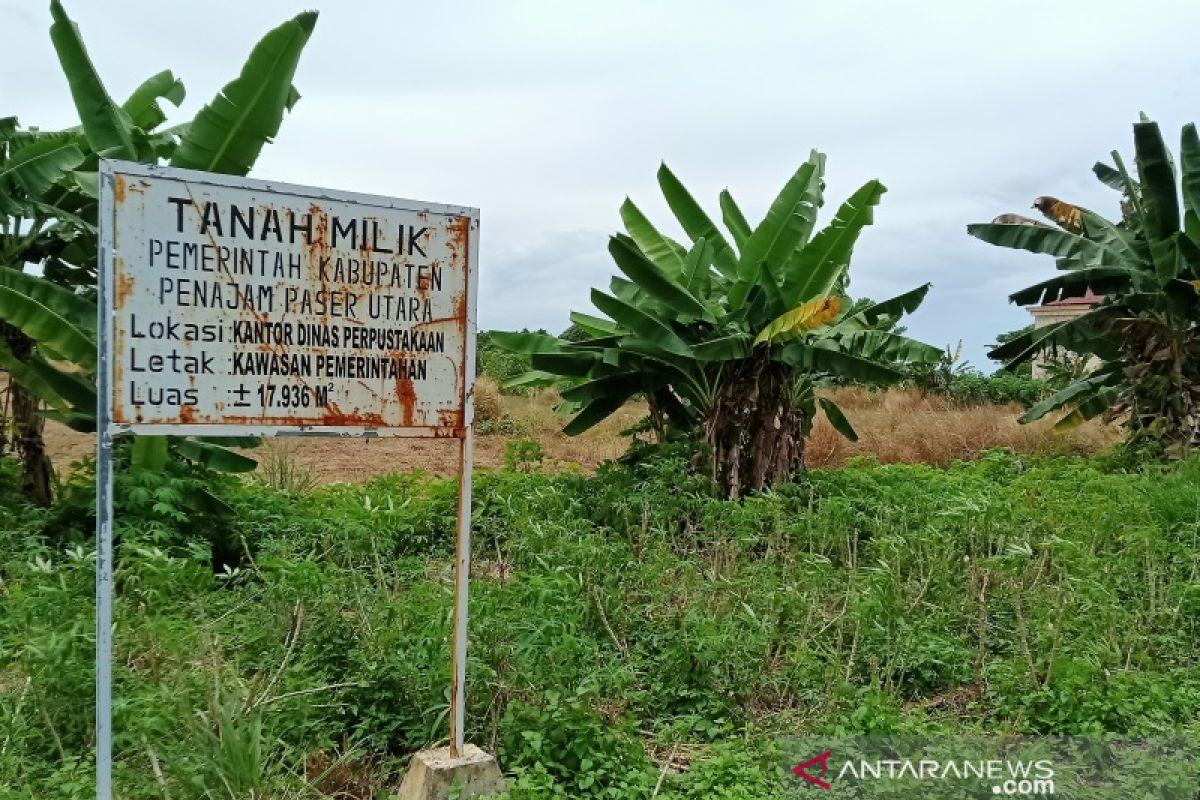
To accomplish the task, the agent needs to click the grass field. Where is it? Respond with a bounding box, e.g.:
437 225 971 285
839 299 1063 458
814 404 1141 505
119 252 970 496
1 403 1194 798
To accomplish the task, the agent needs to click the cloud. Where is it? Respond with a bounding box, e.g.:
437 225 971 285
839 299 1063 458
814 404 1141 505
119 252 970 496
10 0 1200 372
479 230 613 335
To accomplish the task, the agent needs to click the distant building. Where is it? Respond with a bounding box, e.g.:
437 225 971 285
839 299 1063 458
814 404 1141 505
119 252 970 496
1028 290 1102 379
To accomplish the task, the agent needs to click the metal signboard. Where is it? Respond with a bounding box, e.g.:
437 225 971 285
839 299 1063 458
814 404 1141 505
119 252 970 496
95 161 480 800
100 161 478 437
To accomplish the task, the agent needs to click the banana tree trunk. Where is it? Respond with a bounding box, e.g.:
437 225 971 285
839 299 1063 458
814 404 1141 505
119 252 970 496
1 377 10 458
1119 321 1200 460
2 323 53 506
703 352 805 499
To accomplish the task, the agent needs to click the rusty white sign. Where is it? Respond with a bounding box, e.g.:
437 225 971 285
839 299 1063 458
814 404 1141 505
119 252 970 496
98 161 479 437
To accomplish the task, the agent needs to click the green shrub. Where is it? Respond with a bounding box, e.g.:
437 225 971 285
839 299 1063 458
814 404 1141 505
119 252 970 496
3 450 1200 797
498 693 656 798
478 331 537 393
478 415 530 436
947 370 1047 408
662 740 776 800
504 438 545 471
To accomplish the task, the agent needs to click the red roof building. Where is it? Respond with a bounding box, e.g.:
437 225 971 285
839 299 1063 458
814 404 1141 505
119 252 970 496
1039 289 1104 307
1027 290 1103 378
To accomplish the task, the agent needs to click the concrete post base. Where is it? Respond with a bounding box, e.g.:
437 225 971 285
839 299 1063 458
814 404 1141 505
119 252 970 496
396 744 506 800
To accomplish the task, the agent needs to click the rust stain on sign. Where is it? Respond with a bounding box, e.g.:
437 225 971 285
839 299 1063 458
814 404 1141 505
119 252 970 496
320 401 387 428
394 376 417 427
103 164 478 436
114 260 135 307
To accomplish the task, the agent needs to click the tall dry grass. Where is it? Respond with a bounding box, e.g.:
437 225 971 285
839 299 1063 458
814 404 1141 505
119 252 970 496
497 385 1118 470
496 388 646 466
804 387 1119 468
30 383 1120 485
473 376 503 422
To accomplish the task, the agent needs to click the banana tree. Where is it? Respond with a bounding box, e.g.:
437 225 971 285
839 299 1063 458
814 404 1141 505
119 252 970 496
0 2 318 504
969 116 1200 458
493 153 940 498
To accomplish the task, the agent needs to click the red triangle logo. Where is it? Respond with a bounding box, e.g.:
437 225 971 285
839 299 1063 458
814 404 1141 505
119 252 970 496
792 751 832 790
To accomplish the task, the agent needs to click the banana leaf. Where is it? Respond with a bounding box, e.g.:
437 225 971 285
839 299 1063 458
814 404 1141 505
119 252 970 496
0 286 96 370
590 289 693 357
1079 208 1144 262
23 353 96 409
754 296 840 346
1134 121 1181 280
620 198 685 276
563 395 627 435
782 180 885 306
170 12 317 175
608 234 707 319
989 307 1122 366
776 342 903 384
657 163 738 278
122 69 186 130
836 329 944 364
131 435 168 471
818 396 857 441
501 370 561 391
530 350 601 377
719 189 751 250
0 267 97 333
0 139 85 199
175 439 258 473
967 223 1128 267
560 372 661 403
691 334 751 362
841 283 931 328
1008 266 1136 306
1179 123 1200 245
569 311 619 337
738 160 817 286
488 330 565 354
1092 161 1125 192
48 0 135 158
680 238 715 298
0 339 70 410
1053 385 1119 430
1019 370 1121 424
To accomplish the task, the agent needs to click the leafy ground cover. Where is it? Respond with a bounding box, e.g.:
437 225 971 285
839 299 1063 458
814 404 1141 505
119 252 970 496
1 449 1198 798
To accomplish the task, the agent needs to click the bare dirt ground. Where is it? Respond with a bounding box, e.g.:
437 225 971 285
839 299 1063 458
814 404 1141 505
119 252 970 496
37 382 647 483
32 384 1118 485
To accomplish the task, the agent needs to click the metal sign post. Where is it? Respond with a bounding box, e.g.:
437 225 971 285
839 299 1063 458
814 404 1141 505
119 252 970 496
95 161 479 799
95 172 115 800
449 425 473 757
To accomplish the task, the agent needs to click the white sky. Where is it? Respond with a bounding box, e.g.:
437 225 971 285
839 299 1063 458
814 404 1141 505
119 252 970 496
5 0 1200 368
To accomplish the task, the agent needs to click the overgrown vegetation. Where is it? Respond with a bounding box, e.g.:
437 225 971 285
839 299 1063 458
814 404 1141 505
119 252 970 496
0 2 318 508
971 115 1200 459
4 6 1198 800
477 332 536 393
942 371 1046 408
2 449 1197 798
493 154 942 498
899 337 1056 409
